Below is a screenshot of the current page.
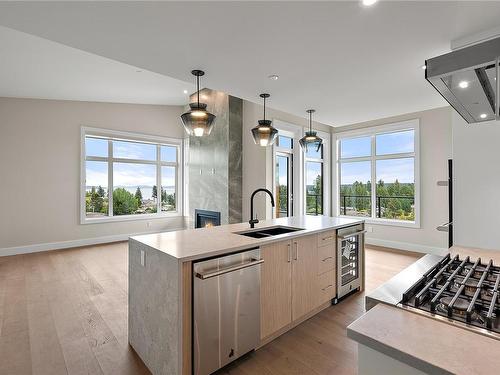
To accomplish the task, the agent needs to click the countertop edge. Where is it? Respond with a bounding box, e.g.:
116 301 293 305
347 320 453 375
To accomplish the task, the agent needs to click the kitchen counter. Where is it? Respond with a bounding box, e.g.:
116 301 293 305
349 246 500 375
348 303 500 375
129 215 364 375
130 215 362 261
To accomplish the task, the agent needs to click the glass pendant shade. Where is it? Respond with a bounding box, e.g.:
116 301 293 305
251 93 278 147
300 109 323 152
180 70 216 137
181 102 216 137
251 120 278 147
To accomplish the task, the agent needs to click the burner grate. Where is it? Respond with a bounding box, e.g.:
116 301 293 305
401 254 500 335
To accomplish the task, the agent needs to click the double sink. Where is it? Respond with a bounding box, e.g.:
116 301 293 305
235 225 304 239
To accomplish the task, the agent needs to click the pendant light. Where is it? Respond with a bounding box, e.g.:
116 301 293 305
180 70 216 137
251 93 278 147
299 109 323 152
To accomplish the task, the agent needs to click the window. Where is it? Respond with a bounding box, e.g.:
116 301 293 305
81 128 182 223
275 135 294 218
305 144 324 215
337 120 419 225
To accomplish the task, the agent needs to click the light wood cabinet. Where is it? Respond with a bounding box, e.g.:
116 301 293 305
260 241 292 339
291 235 320 321
317 269 336 305
261 232 338 340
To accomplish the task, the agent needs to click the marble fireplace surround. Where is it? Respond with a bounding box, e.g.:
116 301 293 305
187 89 243 227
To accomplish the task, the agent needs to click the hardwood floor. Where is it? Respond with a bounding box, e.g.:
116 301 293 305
0 242 421 375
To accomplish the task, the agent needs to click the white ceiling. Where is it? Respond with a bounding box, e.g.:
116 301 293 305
1 1 500 126
0 26 194 105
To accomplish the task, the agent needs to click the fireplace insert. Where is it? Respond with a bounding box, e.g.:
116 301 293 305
195 209 221 228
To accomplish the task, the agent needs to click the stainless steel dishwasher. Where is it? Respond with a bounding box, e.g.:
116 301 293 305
193 248 263 375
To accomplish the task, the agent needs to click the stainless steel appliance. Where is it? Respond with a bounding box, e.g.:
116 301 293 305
337 224 365 299
426 36 500 124
366 253 500 341
193 248 263 375
400 254 500 341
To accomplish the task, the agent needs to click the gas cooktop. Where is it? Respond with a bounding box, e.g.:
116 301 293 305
401 253 500 337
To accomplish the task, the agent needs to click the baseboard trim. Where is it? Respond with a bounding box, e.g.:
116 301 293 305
365 237 447 255
0 227 185 257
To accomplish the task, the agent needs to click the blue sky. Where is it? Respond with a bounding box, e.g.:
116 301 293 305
340 130 414 185
85 137 177 197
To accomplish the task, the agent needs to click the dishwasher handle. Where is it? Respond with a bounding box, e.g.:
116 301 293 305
195 258 264 280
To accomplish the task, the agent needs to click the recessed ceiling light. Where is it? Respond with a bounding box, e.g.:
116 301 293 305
268 74 279 81
362 0 378 6
458 81 469 89
421 65 426 70
480 113 488 119
183 89 188 94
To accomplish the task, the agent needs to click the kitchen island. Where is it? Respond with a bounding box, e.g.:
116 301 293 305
128 215 364 375
347 246 500 375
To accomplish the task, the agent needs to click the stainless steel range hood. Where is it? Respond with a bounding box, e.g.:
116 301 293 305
426 37 500 123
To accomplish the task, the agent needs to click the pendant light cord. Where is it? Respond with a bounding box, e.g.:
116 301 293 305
263 96 266 121
309 111 312 132
197 74 200 107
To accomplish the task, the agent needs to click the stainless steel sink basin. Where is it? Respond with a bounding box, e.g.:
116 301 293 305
235 225 304 239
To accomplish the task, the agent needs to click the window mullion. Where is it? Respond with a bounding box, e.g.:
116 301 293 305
371 135 376 219
157 145 161 215
108 140 114 217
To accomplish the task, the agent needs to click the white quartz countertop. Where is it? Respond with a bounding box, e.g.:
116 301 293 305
347 303 500 375
130 216 363 261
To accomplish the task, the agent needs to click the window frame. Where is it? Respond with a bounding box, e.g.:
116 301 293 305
304 131 330 216
273 126 297 218
335 119 420 228
272 120 331 218
80 126 183 224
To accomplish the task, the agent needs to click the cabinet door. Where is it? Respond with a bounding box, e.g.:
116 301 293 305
291 235 319 321
260 240 292 339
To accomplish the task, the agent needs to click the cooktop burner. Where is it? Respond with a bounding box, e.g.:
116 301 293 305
401 254 500 335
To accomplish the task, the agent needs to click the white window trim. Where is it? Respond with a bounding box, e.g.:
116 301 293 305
272 120 302 218
271 120 331 218
80 126 184 224
304 129 331 216
334 119 420 228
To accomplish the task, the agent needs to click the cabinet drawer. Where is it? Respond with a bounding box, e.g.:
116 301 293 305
317 230 336 248
317 270 336 304
317 245 335 275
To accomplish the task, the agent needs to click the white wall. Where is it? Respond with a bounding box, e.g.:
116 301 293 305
242 100 331 222
332 107 452 254
452 111 500 250
0 97 185 254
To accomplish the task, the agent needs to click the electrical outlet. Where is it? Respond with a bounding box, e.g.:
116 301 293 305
367 226 373 233
147 221 152 228
140 250 145 266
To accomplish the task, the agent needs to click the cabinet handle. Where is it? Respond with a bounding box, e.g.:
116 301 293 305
322 256 333 262
322 236 334 241
287 243 291 263
322 284 333 291
294 241 298 261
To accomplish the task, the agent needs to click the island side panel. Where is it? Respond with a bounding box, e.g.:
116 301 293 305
129 238 181 375
181 260 192 375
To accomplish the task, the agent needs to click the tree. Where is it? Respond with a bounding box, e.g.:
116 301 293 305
152 185 157 200
161 188 167 203
87 186 104 213
135 187 143 204
97 185 105 198
113 188 138 215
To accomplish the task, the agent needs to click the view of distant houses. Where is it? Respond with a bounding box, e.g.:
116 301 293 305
86 185 175 217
